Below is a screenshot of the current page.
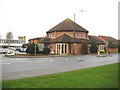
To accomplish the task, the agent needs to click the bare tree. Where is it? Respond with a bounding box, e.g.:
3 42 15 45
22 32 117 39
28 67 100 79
6 32 13 40
6 32 13 47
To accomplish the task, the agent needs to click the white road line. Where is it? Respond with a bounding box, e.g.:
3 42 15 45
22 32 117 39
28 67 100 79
51 60 53 62
65 58 68 61
0 63 10 65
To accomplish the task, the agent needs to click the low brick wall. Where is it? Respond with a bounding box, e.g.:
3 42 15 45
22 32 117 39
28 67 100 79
108 48 118 53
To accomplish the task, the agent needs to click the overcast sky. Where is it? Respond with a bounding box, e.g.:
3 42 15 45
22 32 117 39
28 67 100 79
0 0 119 42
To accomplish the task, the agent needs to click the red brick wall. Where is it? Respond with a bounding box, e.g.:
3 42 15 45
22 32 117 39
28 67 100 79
49 44 56 54
70 43 82 54
47 31 88 39
56 31 74 38
75 43 82 54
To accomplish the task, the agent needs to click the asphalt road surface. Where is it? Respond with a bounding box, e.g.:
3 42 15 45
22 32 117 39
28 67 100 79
1 54 119 80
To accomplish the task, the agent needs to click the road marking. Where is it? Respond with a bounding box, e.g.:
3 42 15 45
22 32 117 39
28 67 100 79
65 58 68 61
1 63 10 65
51 60 53 62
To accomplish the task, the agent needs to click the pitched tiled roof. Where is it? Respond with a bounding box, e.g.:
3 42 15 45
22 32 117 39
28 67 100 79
52 34 85 43
39 34 84 43
51 34 74 43
88 35 105 44
98 36 117 42
46 18 88 33
39 37 51 43
28 37 42 41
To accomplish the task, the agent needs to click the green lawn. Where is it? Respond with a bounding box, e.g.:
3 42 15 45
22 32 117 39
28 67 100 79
3 63 118 88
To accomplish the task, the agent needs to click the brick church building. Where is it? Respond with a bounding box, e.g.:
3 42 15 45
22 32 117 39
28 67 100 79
39 18 89 55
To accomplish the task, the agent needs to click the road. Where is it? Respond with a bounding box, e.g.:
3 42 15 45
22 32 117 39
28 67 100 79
1 54 119 80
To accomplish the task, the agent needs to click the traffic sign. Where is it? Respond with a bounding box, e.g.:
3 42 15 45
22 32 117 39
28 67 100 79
106 43 108 47
34 40 38 44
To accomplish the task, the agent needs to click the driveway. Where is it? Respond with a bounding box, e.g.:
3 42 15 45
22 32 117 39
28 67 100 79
1 54 118 80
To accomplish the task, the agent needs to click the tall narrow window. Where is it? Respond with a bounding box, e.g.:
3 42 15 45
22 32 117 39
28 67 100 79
57 44 59 53
65 44 66 54
62 44 64 54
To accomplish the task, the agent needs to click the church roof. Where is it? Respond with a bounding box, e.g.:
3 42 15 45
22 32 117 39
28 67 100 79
46 18 88 33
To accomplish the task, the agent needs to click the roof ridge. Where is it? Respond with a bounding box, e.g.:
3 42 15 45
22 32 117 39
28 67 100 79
47 18 88 33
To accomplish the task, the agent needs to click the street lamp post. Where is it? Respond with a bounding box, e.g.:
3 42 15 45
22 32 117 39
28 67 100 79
74 10 83 22
73 10 83 54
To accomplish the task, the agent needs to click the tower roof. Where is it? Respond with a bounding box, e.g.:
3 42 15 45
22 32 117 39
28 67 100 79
46 18 88 33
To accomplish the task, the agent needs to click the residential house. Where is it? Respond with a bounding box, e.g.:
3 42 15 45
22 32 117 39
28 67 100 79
88 35 105 53
98 36 118 53
28 37 42 44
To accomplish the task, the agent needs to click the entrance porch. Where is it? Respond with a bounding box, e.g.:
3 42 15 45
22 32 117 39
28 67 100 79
56 43 68 55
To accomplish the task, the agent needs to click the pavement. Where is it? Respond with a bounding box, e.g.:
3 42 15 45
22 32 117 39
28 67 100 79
1 54 119 80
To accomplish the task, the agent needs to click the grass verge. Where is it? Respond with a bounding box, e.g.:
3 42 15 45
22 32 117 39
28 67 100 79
3 63 118 88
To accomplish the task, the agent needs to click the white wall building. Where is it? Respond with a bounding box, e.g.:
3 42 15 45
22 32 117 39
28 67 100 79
0 36 26 49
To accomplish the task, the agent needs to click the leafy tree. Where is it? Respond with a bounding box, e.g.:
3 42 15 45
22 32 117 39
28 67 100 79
26 44 39 54
89 42 97 53
81 41 88 55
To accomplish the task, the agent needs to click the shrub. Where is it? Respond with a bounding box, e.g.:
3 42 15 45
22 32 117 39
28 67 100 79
26 44 51 55
22 44 27 48
26 44 39 54
81 41 88 55
108 41 118 48
89 42 97 53
42 47 51 55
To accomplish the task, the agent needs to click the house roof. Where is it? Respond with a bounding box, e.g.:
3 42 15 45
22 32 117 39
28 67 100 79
46 18 88 33
39 34 84 43
88 35 105 44
39 37 51 43
28 37 42 41
51 34 74 43
98 36 117 42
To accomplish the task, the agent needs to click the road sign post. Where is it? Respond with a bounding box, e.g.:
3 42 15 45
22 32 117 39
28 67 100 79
105 43 108 55
34 40 38 56
35 44 36 56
